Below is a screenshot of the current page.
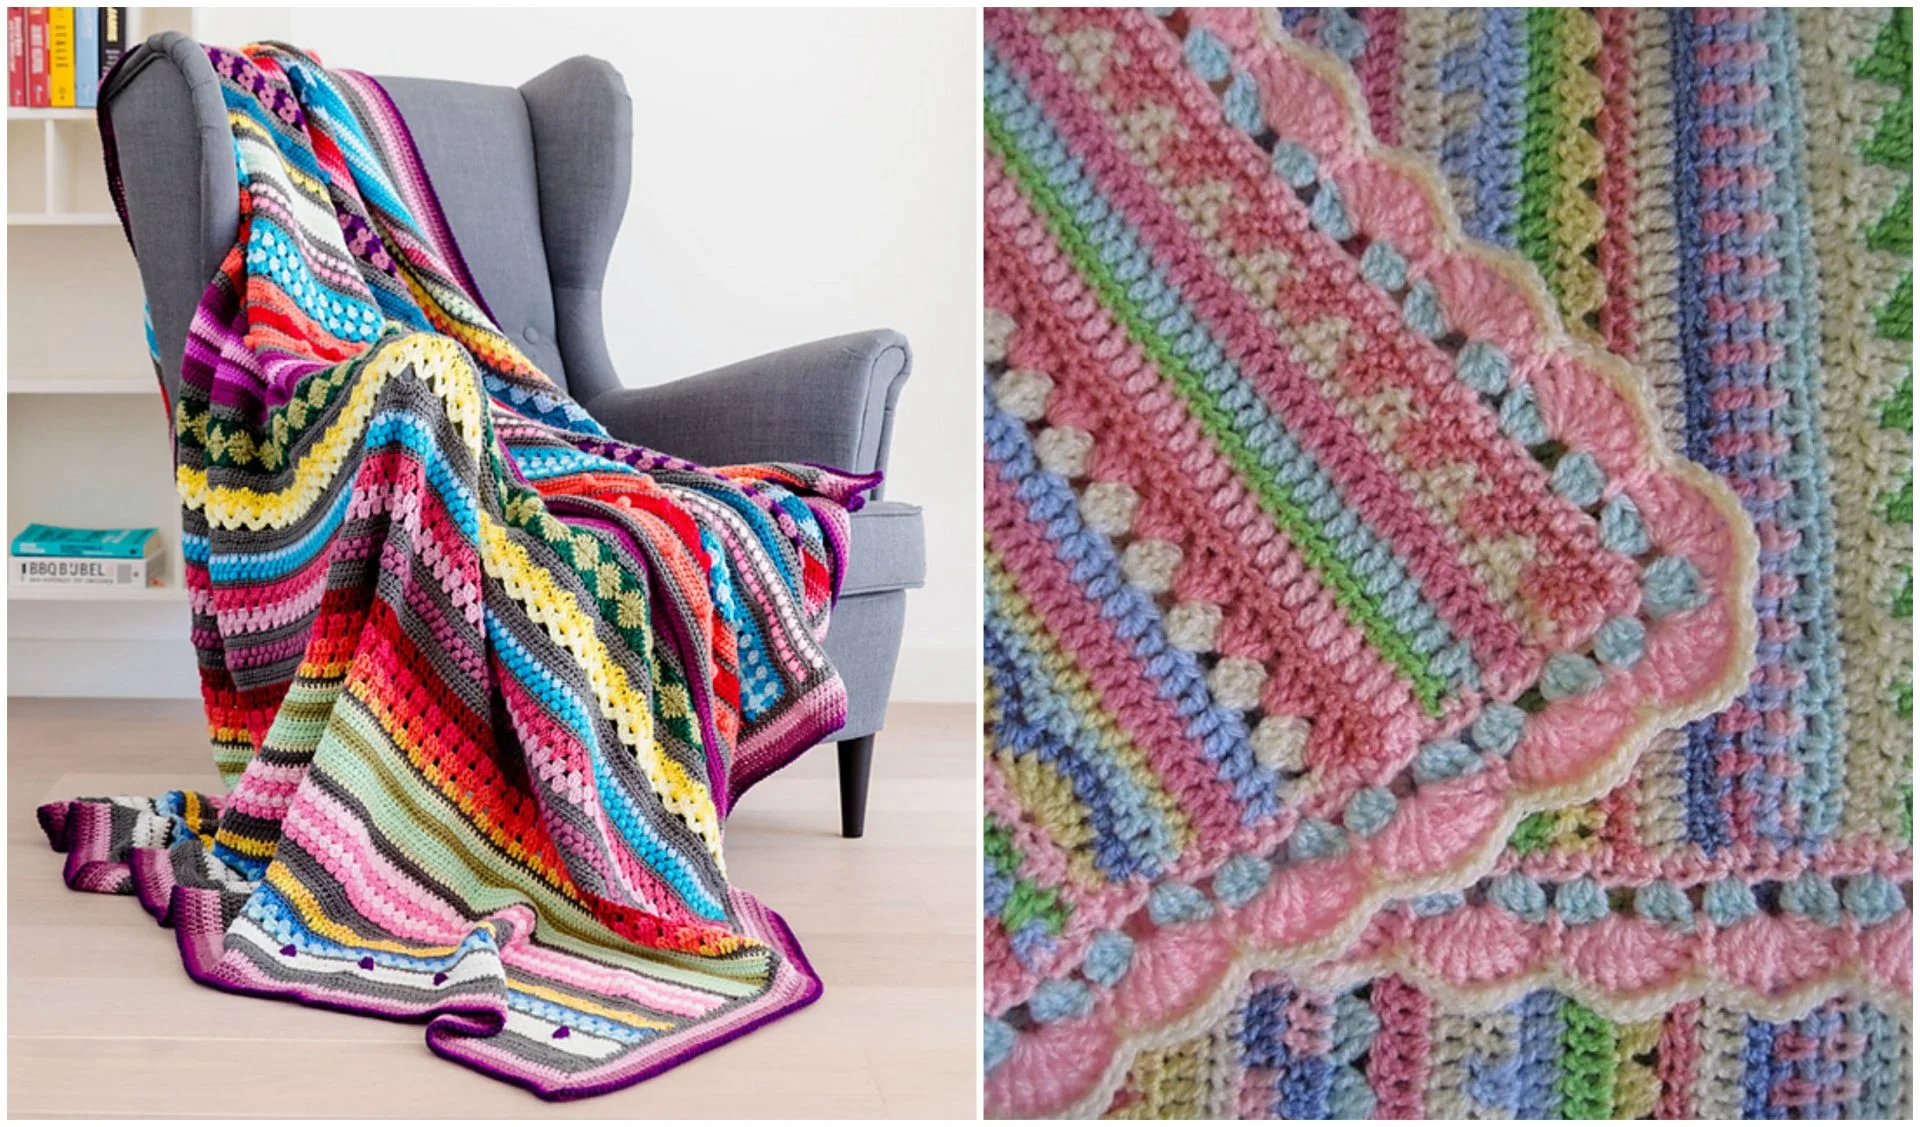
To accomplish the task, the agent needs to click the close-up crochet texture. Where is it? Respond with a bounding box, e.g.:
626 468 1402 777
36 42 875 1099
982 7 1912 1119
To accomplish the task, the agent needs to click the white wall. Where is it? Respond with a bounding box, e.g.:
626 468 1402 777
199 7 979 702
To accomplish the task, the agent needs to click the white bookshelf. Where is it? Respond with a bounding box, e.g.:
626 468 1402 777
6 6 288 696
9 583 187 602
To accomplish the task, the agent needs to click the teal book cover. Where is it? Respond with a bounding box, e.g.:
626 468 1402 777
10 524 157 559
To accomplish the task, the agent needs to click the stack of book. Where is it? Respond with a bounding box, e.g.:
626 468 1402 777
10 523 166 590
6 7 125 109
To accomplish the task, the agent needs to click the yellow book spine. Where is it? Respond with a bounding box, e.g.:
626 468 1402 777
46 6 72 107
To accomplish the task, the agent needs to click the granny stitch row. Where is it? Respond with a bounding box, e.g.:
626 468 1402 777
42 42 874 1099
982 7 1762 1117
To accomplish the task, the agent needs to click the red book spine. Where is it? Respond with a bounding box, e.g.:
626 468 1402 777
25 6 46 107
8 10 25 107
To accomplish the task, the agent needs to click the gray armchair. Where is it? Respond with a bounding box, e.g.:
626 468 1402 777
99 35 925 837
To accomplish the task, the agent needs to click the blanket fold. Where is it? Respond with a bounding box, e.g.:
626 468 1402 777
38 41 873 1099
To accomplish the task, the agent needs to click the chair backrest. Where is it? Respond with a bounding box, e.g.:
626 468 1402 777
101 33 633 408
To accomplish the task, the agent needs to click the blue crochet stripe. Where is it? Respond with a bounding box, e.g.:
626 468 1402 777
701 526 785 722
986 381 1283 827
1467 8 1529 248
506 444 643 481
1671 10 1844 854
984 586 1180 884
206 481 356 585
1512 990 1565 1119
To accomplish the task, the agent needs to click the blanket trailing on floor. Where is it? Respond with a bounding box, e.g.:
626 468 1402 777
37 42 875 1099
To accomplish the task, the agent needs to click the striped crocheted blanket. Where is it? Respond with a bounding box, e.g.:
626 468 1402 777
38 43 874 1099
984 7 1911 1119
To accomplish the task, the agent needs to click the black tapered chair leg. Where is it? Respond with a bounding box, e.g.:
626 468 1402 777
836 735 874 838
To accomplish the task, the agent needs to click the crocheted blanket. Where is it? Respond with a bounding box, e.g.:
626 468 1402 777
982 7 1912 1119
38 43 873 1099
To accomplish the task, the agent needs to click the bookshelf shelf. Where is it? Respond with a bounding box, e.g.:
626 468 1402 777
8 583 187 603
7 211 117 226
7 107 94 121
9 374 155 394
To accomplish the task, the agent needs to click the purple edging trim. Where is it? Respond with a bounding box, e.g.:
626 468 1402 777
726 688 848 807
425 895 824 1102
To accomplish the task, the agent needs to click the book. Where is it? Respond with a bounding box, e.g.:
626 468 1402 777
45 4 68 107
10 523 158 559
72 5 93 107
25 7 46 107
11 529 164 588
8 10 25 107
96 5 119 80
12 547 163 588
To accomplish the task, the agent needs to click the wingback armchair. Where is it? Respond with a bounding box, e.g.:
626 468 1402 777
100 34 925 837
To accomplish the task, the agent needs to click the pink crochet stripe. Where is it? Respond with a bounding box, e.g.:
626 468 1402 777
1657 998 1702 1118
1513 835 1911 886
1355 9 1402 147
1367 975 1430 1118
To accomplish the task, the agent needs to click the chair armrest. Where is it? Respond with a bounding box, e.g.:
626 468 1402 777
583 329 912 491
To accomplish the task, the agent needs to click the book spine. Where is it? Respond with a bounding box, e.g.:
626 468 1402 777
9 10 25 107
12 556 155 587
45 4 68 107
25 7 45 106
71 4 92 106
95 4 118 79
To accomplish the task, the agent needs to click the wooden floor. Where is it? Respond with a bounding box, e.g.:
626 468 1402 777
7 698 978 1119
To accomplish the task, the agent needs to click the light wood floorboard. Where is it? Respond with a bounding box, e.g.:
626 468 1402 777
7 697 978 1119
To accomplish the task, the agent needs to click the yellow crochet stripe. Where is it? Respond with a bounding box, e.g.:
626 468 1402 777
1113 1036 1212 1119
1543 7 1606 334
263 858 471 958
216 829 279 860
510 977 675 1032
177 333 487 531
401 259 532 381
477 511 723 865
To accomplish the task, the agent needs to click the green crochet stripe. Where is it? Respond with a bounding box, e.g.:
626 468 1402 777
1516 7 1564 288
985 110 1453 713
1879 477 1911 525
1558 999 1617 1119
1874 272 1912 341
1879 372 1913 433
1866 184 1911 254
1857 8 1911 170
1507 810 1555 855
985 816 1070 935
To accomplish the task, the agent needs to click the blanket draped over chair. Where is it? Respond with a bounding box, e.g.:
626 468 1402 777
37 42 875 1099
